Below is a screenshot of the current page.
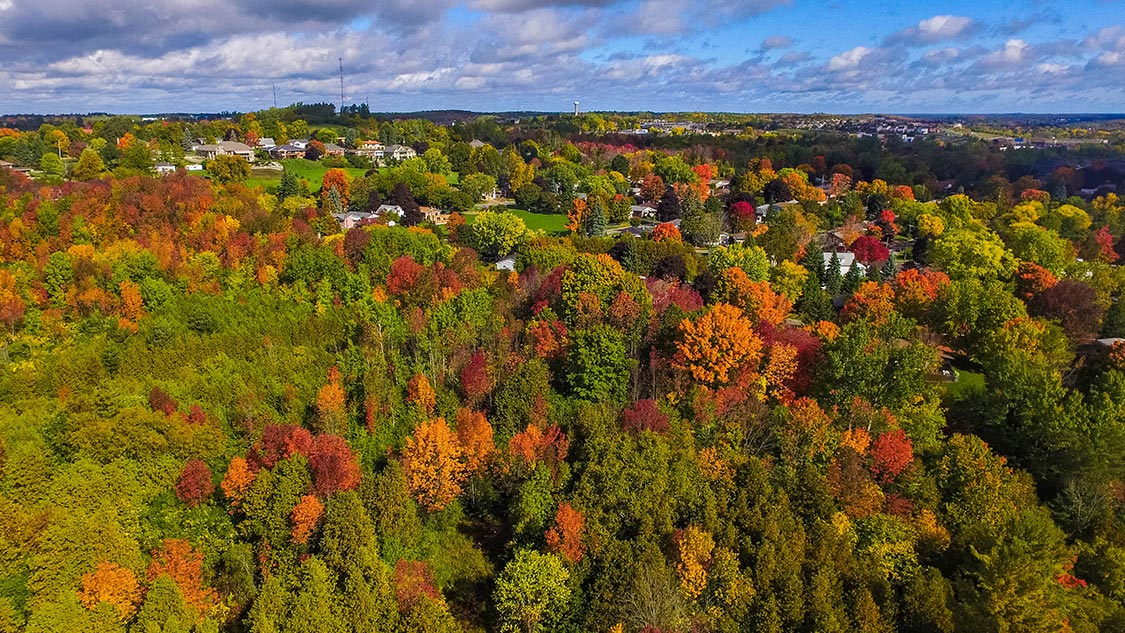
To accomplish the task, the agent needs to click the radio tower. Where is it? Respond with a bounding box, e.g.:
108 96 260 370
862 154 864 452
339 57 345 113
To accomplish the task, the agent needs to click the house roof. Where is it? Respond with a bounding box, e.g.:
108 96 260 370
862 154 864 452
219 141 252 152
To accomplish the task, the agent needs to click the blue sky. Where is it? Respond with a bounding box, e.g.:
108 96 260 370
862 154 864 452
0 0 1122 113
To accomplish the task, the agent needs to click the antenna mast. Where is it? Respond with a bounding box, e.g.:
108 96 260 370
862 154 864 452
272 83 277 109
339 57 345 113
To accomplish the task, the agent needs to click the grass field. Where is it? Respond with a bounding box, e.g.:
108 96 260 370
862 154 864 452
245 159 457 191
466 207 568 234
245 159 369 191
942 369 985 400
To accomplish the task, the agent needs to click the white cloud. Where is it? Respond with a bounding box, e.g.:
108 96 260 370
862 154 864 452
886 14 977 46
918 15 974 40
827 46 872 71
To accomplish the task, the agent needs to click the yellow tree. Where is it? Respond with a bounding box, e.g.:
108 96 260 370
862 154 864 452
402 418 466 511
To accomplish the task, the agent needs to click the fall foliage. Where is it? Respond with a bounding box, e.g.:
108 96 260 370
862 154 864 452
402 418 466 511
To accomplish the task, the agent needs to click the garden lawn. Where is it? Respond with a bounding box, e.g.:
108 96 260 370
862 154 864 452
467 207 568 234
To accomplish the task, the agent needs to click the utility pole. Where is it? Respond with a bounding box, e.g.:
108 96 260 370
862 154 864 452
272 83 277 109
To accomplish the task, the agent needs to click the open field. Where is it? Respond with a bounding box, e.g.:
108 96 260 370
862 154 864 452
466 206 569 234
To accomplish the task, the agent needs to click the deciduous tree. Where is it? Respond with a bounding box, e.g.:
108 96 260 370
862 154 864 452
402 418 466 511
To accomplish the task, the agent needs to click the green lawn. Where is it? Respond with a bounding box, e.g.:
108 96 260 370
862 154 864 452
466 207 568 234
942 369 985 400
245 159 369 191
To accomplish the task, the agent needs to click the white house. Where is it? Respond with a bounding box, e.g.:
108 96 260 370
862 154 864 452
196 140 255 162
355 140 385 159
377 204 405 218
384 144 417 161
630 204 657 219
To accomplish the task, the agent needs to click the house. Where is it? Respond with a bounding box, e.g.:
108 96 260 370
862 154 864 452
268 144 306 159
630 205 657 219
495 256 517 272
355 140 385 159
755 199 799 222
384 144 417 161
184 164 204 172
289 139 309 149
377 204 405 218
323 143 346 157
154 162 177 175
333 211 377 230
196 140 255 162
420 207 447 224
258 137 276 149
469 139 487 149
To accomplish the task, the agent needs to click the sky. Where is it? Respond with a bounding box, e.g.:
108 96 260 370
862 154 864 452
0 0 1123 114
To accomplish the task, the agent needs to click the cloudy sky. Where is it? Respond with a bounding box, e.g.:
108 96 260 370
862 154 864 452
1 0 1123 114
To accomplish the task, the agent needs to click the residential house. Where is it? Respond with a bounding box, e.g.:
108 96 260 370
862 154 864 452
355 140 385 160
420 207 447 224
289 139 309 149
196 140 255 162
333 211 377 230
377 204 405 219
268 144 306 159
154 162 177 175
495 256 517 272
630 205 657 219
469 139 487 149
258 137 276 149
323 143 346 157
384 144 416 161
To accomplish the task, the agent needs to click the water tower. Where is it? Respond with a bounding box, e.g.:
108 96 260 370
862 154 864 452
574 101 580 116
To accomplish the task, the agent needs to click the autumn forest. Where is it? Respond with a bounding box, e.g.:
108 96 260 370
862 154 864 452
3 110 1125 632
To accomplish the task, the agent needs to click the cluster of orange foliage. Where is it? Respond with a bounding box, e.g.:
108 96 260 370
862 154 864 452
221 456 256 504
401 418 468 511
79 561 142 619
715 268 792 327
290 494 324 544
406 372 436 415
545 503 586 563
146 539 217 617
674 303 763 388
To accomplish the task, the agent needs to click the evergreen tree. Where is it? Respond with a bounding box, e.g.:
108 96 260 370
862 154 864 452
826 252 843 294
843 262 864 294
585 196 608 237
278 170 298 201
181 126 194 152
802 243 826 283
327 187 344 215
880 254 897 280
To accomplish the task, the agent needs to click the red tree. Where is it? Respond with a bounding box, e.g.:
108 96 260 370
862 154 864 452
393 560 441 613
621 399 670 434
869 429 913 483
460 350 491 404
850 235 890 266
175 459 214 507
253 424 313 469
308 434 361 496
148 386 177 416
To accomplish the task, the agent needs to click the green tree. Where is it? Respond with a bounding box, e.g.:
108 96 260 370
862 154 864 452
206 155 251 184
929 229 1017 280
72 148 107 181
278 170 299 201
566 325 631 402
40 152 65 176
463 211 529 261
493 550 571 633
